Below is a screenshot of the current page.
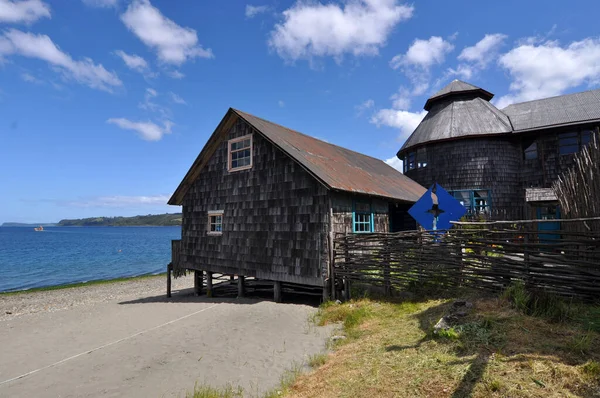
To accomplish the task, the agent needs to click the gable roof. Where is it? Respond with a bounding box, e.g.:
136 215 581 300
424 80 494 111
502 88 600 131
169 108 427 205
399 96 512 154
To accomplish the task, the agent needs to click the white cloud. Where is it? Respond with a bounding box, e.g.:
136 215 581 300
21 71 41 83
496 38 600 108
458 33 507 67
170 91 186 105
385 156 403 172
268 0 413 62
0 0 50 24
370 108 426 141
355 99 374 115
446 63 474 80
389 36 454 105
64 194 170 208
278 100 285 107
245 4 269 18
138 87 171 118
0 29 122 92
81 0 117 8
390 36 454 70
167 69 184 79
121 0 214 65
389 87 412 110
107 118 173 141
114 50 151 73
447 33 507 80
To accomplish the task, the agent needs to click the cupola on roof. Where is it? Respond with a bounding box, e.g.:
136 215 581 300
424 80 494 111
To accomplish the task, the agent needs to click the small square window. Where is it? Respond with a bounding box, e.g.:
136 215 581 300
228 135 253 171
207 211 224 235
353 201 372 233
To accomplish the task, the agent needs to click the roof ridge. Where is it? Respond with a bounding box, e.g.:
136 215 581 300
478 98 513 131
502 87 600 110
232 108 390 163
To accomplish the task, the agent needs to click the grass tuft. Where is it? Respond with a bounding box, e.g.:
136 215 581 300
262 364 303 398
186 383 243 398
582 360 600 378
307 353 327 368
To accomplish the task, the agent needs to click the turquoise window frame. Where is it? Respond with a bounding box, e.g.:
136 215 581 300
449 189 492 215
352 200 374 233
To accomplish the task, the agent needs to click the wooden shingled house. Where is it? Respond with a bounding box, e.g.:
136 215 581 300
397 80 600 222
168 108 426 300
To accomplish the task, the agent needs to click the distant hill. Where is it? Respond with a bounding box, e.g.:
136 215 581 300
1 222 58 227
57 213 182 227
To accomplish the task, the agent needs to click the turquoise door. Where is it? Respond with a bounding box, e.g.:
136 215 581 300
537 205 561 244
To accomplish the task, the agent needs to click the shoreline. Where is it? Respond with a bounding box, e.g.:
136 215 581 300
1 273 193 322
0 272 167 296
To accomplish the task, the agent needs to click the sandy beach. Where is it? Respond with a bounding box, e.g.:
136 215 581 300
0 275 334 397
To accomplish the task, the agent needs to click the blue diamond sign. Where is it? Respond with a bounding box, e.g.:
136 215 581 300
409 183 467 231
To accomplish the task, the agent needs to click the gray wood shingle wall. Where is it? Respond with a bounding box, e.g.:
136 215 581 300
181 118 329 286
405 137 522 220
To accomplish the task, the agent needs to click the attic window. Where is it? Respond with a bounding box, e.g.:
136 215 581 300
207 210 224 235
228 134 253 171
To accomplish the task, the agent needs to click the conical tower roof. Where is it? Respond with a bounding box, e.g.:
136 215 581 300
424 80 494 111
398 80 512 155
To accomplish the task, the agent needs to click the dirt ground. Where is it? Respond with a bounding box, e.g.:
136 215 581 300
0 276 333 397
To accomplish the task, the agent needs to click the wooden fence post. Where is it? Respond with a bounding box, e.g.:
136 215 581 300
383 238 391 296
523 224 531 288
344 234 351 301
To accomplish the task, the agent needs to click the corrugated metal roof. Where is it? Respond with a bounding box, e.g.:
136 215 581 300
502 88 600 131
424 79 494 111
233 109 426 202
399 97 512 153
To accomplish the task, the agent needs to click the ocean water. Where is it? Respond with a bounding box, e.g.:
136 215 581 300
0 226 181 293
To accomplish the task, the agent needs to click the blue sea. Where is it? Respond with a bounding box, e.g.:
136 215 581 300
0 226 181 293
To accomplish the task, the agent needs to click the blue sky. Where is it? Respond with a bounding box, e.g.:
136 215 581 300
1 0 600 223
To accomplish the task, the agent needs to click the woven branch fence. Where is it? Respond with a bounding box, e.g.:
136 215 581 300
333 218 600 301
553 130 600 234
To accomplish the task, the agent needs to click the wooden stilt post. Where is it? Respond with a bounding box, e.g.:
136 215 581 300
166 263 172 298
343 278 351 301
206 271 213 298
274 281 282 303
194 270 203 296
238 275 245 298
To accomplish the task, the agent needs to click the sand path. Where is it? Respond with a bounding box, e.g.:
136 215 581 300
0 276 333 397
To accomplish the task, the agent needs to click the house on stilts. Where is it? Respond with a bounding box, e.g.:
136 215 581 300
167 108 426 301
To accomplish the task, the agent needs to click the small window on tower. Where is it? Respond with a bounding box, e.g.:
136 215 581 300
524 142 538 160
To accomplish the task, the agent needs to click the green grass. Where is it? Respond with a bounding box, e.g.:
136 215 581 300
262 364 304 398
0 273 166 296
307 353 328 368
283 296 600 398
186 383 243 398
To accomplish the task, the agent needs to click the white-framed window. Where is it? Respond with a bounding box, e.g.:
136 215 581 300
228 134 253 171
207 210 224 235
